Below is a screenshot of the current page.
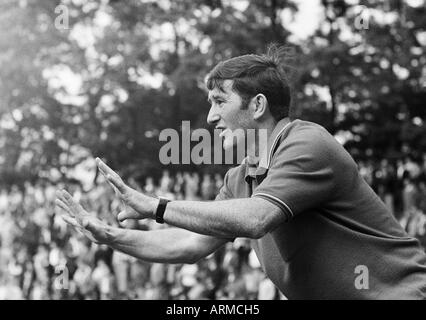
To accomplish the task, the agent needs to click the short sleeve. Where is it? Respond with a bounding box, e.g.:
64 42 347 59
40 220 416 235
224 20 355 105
215 170 234 201
252 127 346 220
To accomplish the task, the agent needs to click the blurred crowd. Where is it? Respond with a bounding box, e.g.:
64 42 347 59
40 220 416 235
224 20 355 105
358 155 426 244
0 154 425 300
0 170 281 300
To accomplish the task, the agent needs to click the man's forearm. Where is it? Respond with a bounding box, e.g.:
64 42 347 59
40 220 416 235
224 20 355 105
162 198 282 239
97 160 282 238
108 227 225 264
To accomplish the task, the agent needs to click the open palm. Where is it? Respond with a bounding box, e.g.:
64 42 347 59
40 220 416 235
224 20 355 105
55 189 114 244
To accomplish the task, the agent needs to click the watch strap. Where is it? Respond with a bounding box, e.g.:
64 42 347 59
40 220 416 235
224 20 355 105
155 197 170 224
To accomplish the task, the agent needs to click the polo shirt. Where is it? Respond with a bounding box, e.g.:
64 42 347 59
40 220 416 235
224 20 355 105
216 119 426 299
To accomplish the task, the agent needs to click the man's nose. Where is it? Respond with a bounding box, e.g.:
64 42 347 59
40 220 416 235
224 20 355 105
207 106 220 125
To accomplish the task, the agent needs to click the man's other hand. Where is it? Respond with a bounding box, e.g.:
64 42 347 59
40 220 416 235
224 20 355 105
95 157 159 222
55 189 116 244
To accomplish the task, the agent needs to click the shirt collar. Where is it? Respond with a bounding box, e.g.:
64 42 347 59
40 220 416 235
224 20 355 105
244 118 292 183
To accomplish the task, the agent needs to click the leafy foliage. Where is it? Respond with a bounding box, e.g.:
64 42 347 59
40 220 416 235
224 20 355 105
0 0 424 189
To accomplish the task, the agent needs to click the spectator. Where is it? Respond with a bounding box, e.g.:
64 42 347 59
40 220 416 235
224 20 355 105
201 173 215 200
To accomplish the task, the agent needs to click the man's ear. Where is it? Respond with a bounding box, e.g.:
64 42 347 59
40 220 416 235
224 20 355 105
252 94 268 120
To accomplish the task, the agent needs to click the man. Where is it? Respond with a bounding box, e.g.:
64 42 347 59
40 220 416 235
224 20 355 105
56 46 426 299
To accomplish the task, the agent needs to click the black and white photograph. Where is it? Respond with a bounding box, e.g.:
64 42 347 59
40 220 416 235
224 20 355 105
0 0 425 304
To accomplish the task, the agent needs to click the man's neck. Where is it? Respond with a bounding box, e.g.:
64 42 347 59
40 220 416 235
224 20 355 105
246 117 278 165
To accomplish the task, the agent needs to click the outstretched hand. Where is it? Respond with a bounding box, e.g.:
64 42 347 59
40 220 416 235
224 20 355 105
55 189 115 244
95 157 158 222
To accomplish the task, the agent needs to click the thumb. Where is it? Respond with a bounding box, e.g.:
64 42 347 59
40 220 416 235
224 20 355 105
117 209 139 222
82 218 97 234
80 219 101 243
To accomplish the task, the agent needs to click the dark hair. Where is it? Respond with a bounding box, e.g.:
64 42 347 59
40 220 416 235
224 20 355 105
206 44 294 121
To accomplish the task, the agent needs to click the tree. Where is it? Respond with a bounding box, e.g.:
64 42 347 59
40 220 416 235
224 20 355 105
297 0 425 160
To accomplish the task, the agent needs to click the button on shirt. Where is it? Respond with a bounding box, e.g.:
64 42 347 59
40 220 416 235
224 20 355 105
216 119 426 299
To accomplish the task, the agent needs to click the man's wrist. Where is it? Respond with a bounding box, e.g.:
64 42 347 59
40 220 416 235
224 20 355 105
106 225 122 246
155 197 170 224
151 197 160 220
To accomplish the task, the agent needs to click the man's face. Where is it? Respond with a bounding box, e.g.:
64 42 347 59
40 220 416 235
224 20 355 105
207 80 253 150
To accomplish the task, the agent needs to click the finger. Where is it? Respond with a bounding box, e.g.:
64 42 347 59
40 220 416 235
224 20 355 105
109 181 121 198
55 203 72 218
81 218 105 243
55 199 68 213
119 218 138 229
61 216 88 237
117 209 139 222
96 158 127 193
60 190 90 227
61 215 80 228
61 190 85 216
59 189 73 207
55 190 63 200
56 190 69 207
55 199 74 217
82 218 97 235
97 169 126 211
68 216 96 241
96 158 117 179
97 170 120 197
107 174 128 194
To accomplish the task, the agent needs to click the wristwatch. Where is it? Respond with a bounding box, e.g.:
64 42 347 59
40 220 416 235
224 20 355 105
155 197 170 224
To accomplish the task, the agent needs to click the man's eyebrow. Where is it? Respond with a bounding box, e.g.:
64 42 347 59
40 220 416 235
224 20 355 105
207 94 226 103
